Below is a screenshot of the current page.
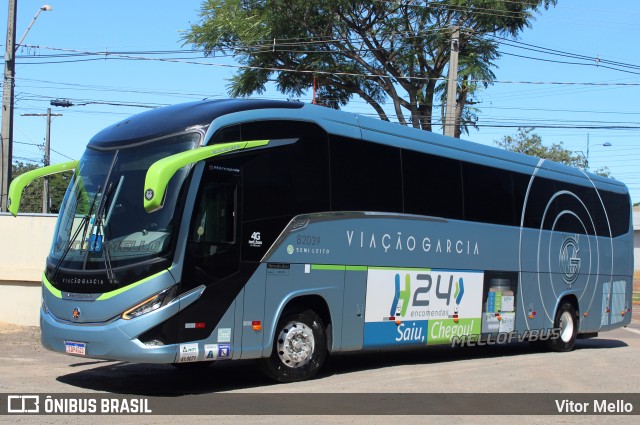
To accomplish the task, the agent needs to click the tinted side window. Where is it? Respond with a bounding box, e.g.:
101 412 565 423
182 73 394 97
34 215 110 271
211 120 330 261
523 177 557 230
402 149 463 219
553 182 606 236
601 190 631 237
330 136 403 213
523 176 626 237
213 121 330 222
462 162 516 225
512 172 530 225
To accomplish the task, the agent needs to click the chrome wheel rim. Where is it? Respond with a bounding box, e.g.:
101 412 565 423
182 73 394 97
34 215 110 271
559 311 575 343
277 321 315 368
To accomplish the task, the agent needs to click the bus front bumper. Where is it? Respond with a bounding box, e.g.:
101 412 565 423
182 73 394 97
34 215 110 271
40 306 179 364
39 286 206 364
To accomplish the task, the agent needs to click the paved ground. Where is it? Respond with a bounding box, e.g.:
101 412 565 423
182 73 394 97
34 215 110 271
0 315 639 424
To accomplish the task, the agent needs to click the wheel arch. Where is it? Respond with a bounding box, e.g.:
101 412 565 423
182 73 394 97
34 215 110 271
263 293 334 357
546 292 580 352
555 292 580 324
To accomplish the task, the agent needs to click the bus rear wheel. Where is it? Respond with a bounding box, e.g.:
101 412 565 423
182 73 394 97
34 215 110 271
259 309 328 383
547 301 578 352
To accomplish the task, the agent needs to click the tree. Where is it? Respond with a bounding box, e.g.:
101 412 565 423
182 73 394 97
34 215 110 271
12 162 71 214
495 128 611 177
183 0 556 137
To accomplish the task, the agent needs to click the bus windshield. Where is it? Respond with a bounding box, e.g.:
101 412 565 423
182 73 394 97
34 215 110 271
48 131 200 282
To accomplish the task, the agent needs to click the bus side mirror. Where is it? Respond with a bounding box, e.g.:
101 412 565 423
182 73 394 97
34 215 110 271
7 160 79 217
143 140 269 213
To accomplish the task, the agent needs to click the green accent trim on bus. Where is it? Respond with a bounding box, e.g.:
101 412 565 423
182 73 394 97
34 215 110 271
96 269 170 300
369 266 432 271
311 265 432 272
143 140 269 212
346 266 368 271
42 273 62 298
8 160 79 216
42 269 170 301
310 265 368 271
311 264 346 271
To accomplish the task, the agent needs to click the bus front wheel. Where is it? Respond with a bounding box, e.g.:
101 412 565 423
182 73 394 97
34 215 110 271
547 301 578 352
259 309 328 383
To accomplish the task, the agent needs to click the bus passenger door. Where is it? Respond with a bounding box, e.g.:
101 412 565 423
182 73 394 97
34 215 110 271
178 165 242 345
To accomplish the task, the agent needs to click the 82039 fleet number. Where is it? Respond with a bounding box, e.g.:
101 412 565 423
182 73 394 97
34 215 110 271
297 235 320 245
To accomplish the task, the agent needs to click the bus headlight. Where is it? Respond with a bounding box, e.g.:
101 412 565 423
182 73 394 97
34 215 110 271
122 285 177 320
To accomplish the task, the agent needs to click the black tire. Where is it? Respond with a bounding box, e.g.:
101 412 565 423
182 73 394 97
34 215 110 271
259 309 328 383
547 301 578 352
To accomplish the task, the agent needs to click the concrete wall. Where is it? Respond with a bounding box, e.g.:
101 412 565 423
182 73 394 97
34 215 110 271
0 213 57 326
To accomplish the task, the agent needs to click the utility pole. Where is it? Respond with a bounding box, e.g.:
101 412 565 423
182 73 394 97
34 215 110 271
22 108 61 213
586 133 590 172
444 26 460 138
1 0 18 212
1 3 52 212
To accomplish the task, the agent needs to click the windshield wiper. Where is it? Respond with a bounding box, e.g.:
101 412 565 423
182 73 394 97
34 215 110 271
82 151 122 284
82 151 119 273
104 176 124 228
95 176 124 285
96 176 124 285
50 186 102 282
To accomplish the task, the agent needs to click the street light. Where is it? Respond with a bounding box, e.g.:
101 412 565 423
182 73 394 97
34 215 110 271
16 5 52 49
50 98 157 109
1 3 52 212
576 134 612 172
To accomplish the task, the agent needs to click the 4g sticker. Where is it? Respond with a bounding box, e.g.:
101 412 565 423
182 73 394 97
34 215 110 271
249 232 262 248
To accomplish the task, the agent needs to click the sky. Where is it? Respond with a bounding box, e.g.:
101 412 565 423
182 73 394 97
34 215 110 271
2 0 640 204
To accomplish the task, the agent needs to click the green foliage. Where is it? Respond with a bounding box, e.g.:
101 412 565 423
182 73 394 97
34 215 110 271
495 128 585 167
184 0 557 136
495 128 612 178
12 162 70 214
592 166 611 178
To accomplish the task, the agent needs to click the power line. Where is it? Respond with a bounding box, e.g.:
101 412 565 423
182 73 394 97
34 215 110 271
22 75 638 122
49 147 75 161
18 77 225 100
484 33 640 72
482 105 640 116
15 44 640 87
499 51 640 76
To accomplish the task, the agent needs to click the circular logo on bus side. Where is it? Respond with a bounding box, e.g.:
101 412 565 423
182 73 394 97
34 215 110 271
72 307 81 320
145 189 154 200
559 236 581 287
287 245 294 255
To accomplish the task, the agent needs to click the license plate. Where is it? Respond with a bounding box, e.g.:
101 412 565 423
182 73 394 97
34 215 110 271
65 341 86 356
